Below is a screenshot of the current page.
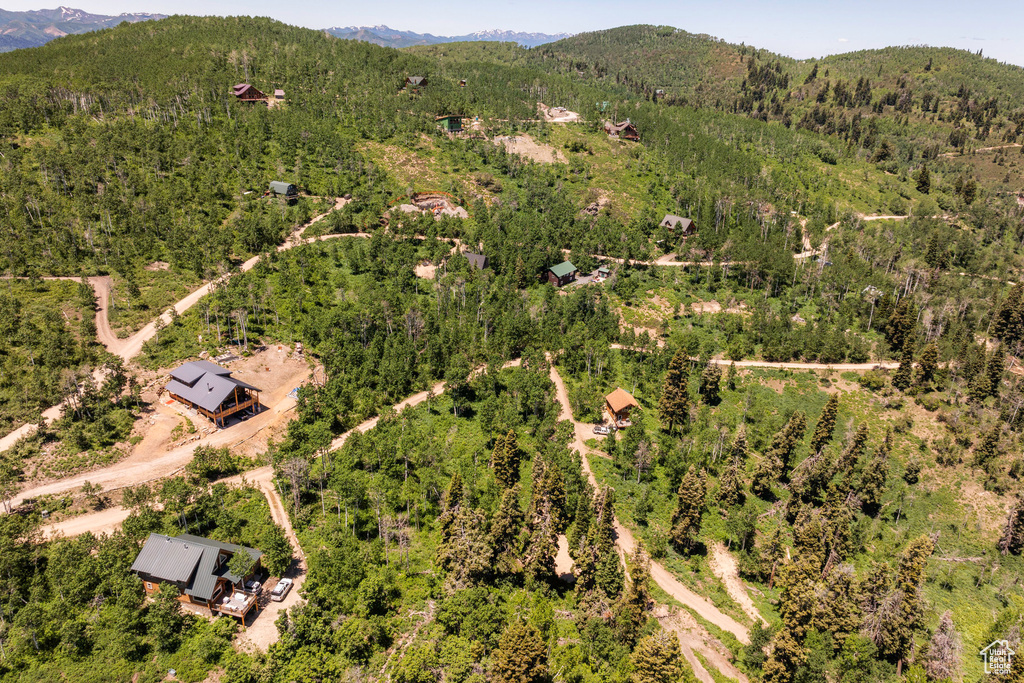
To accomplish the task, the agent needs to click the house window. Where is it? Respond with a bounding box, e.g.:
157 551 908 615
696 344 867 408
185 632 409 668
146 582 153 590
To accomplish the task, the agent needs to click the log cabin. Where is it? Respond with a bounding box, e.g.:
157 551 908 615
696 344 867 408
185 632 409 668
166 360 261 428
660 214 696 235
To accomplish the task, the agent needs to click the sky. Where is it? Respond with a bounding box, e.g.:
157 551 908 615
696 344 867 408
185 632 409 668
6 0 1024 67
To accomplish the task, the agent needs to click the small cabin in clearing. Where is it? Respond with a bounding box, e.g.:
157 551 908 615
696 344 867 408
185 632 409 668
233 83 265 102
274 89 285 100
436 115 464 133
605 119 639 141
548 260 578 287
166 360 262 427
605 387 638 428
269 181 298 198
131 533 262 618
660 214 696 235
405 76 427 89
595 266 612 281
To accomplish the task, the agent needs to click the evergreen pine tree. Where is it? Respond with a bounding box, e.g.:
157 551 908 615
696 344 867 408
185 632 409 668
718 458 744 508
751 452 783 499
594 544 625 598
592 486 616 555
699 362 722 405
489 485 524 574
659 350 690 433
892 339 914 391
813 565 861 647
670 466 707 553
437 504 493 590
615 540 653 645
885 298 915 351
972 425 1001 468
918 343 939 385
985 349 1005 399
916 163 931 194
810 395 839 454
992 285 1023 341
493 621 549 683
492 429 522 489
836 422 869 481
859 430 890 516
762 628 807 683
770 411 807 469
630 630 686 683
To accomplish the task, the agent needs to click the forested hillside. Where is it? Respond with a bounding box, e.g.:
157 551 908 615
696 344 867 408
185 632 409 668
0 15 1023 683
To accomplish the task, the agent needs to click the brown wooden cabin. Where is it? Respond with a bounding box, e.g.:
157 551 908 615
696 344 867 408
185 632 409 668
660 214 696 236
465 252 488 270
605 387 638 428
233 83 266 102
605 119 639 141
166 360 261 427
405 76 427 90
131 533 263 618
548 260 578 287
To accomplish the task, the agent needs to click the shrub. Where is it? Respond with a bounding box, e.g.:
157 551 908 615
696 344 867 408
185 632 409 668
858 370 886 391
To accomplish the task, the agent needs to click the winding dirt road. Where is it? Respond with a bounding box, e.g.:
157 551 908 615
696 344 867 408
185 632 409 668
544 355 750 643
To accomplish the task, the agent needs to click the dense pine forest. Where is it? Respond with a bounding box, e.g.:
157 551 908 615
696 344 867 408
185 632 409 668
0 15 1023 683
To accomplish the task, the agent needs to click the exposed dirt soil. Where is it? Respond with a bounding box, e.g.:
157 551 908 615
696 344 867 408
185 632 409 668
538 102 581 123
11 347 310 505
494 133 566 164
413 262 437 279
708 541 766 625
556 534 575 583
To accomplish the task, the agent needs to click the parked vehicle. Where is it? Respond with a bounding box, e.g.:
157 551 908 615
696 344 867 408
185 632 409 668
245 580 262 595
270 578 293 601
593 424 611 435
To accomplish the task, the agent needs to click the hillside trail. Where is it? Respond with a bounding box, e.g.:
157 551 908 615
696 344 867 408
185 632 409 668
708 541 766 625
544 355 750 640
940 143 1021 157
608 343 897 371
328 358 522 452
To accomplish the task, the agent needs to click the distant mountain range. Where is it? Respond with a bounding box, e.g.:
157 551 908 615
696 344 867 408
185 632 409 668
0 6 165 52
322 25 572 49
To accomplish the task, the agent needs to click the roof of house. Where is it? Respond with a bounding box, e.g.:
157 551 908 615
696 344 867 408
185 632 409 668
233 84 261 97
274 89 285 97
549 261 577 278
606 119 637 134
166 361 259 413
465 252 487 270
660 214 694 230
269 181 297 195
435 114 462 121
598 265 611 273
406 76 426 85
130 533 263 601
605 387 638 414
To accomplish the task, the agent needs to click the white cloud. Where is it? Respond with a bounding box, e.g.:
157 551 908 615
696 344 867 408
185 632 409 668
838 38 849 43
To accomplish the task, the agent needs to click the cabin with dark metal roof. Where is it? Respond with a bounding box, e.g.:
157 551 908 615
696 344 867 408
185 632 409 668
660 214 696 235
131 533 263 618
465 252 488 270
166 360 261 427
232 83 266 102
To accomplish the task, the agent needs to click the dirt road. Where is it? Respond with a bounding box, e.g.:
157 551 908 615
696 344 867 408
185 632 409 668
328 358 522 452
10 357 309 507
708 541 766 625
545 356 750 645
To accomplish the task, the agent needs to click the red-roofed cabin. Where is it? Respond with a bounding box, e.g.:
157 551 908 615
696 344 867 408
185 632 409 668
605 387 638 428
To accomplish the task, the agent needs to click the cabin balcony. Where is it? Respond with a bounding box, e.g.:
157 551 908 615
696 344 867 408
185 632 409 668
211 590 258 617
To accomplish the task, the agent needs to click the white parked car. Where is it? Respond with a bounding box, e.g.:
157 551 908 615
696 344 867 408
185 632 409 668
270 578 293 602
593 424 611 435
245 580 262 595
